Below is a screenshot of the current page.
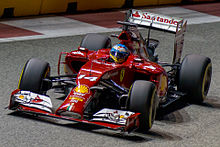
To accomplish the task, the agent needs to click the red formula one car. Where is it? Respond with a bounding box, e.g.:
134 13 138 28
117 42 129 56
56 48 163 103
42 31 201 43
8 9 212 132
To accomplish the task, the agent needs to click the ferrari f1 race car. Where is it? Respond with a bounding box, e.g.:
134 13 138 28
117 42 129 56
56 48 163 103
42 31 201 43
8 9 212 133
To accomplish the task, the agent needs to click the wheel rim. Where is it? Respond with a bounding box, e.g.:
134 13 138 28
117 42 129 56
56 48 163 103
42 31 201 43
202 63 212 100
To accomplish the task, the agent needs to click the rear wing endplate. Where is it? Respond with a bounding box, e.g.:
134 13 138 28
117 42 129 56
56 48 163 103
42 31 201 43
127 9 187 64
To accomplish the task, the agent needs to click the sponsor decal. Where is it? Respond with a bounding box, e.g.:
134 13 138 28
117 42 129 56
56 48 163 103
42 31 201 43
107 111 126 122
31 95 43 103
73 97 83 102
132 11 140 17
132 10 178 26
18 95 24 100
69 96 84 102
69 96 84 104
74 85 89 94
120 68 125 82
71 99 78 103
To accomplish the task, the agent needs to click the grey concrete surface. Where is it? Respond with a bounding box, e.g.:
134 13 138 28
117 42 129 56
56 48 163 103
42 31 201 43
0 22 220 147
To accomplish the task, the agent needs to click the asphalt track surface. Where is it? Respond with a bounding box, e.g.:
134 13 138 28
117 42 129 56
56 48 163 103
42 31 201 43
1 23 220 146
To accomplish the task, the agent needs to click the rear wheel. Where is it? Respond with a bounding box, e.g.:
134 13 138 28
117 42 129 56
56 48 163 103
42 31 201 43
178 54 212 103
18 58 51 94
80 33 112 50
128 80 158 132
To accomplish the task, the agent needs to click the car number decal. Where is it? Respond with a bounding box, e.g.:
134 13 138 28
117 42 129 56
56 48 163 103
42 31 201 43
78 75 98 81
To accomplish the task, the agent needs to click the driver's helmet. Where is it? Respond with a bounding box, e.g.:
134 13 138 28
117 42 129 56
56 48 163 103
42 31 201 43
110 44 129 63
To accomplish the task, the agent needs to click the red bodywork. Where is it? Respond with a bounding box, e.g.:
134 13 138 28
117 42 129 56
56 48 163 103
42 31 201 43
57 41 168 118
9 24 168 132
8 9 189 132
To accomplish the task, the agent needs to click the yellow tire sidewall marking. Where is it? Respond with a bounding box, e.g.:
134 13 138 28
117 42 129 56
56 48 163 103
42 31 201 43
148 88 156 129
18 64 25 89
202 63 211 100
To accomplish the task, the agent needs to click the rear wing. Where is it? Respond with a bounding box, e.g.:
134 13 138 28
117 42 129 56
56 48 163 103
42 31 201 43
127 9 187 64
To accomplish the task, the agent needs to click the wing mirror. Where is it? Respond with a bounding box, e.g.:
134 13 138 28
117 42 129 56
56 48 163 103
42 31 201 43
78 47 88 52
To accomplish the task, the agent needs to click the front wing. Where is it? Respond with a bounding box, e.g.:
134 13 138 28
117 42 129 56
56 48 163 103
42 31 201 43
9 90 140 132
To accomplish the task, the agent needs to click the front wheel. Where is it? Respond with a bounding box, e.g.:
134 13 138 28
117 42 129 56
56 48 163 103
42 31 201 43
18 58 51 94
178 54 212 103
128 80 158 132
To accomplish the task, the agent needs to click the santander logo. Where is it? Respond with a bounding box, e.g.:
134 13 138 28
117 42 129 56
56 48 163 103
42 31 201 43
132 11 178 25
31 95 43 103
132 11 141 17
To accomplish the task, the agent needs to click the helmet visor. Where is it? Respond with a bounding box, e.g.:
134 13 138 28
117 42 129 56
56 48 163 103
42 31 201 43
110 49 126 59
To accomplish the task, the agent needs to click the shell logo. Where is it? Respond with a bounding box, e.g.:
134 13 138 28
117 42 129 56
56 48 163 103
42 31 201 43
74 85 89 94
19 95 24 100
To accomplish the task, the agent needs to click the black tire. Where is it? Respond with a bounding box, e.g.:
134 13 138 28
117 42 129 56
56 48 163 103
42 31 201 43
18 58 51 94
80 33 112 50
128 80 158 131
178 54 212 103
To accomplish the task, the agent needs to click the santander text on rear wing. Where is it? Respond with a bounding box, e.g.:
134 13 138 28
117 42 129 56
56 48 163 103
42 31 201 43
127 9 187 64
